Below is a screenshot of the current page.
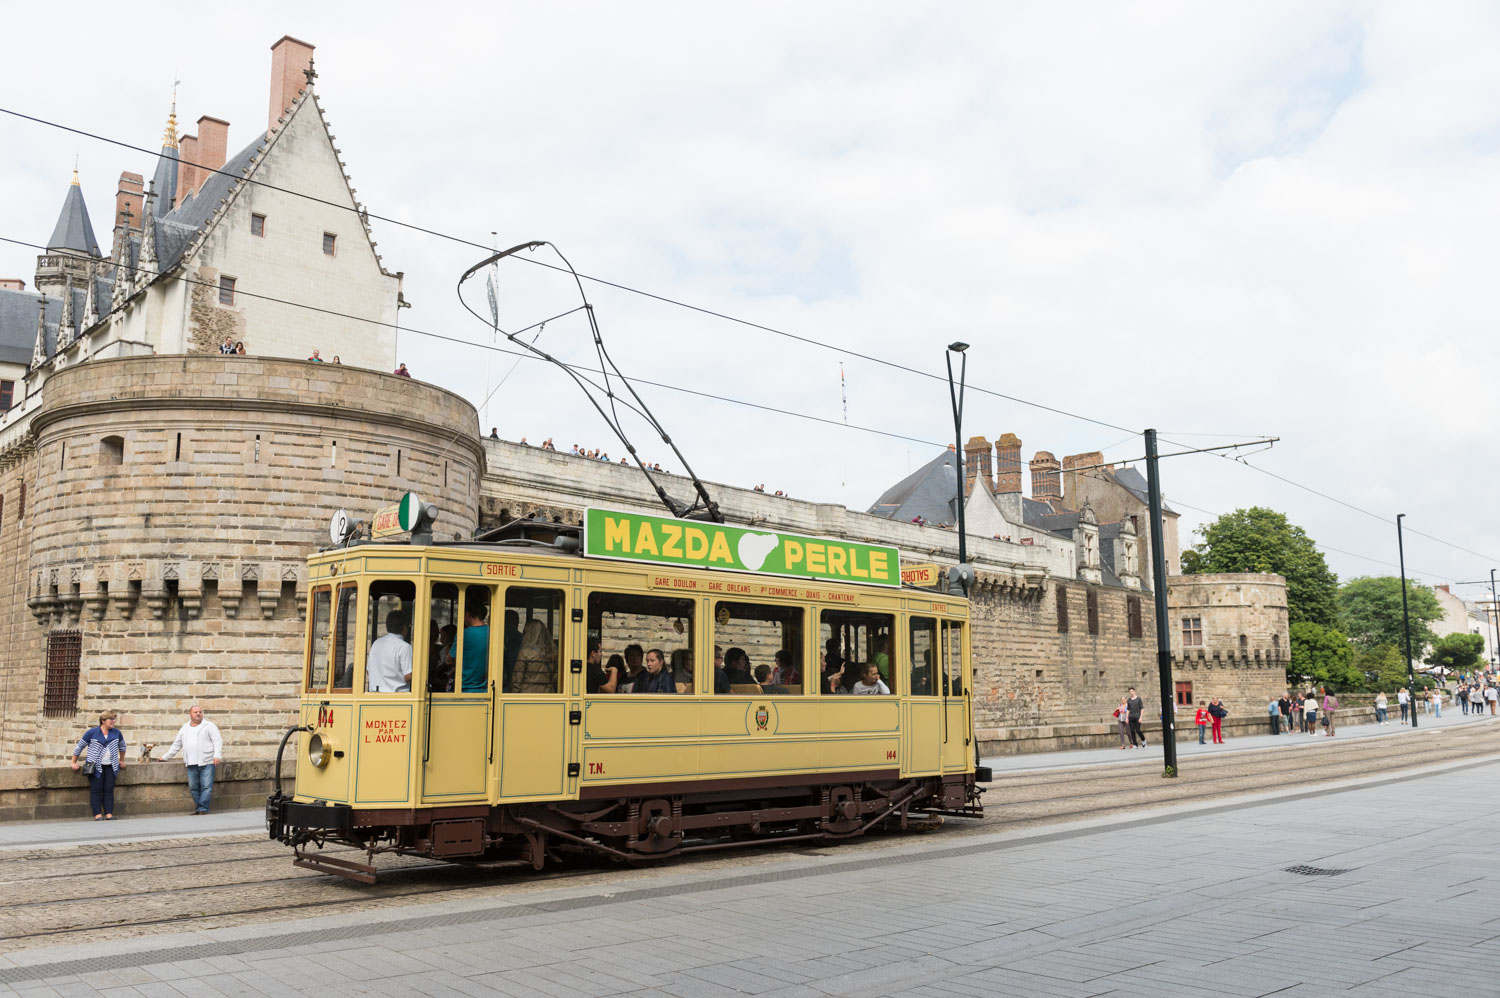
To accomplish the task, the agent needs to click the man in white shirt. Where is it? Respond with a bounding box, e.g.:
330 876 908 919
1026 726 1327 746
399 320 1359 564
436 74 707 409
366 610 413 692
155 705 224 815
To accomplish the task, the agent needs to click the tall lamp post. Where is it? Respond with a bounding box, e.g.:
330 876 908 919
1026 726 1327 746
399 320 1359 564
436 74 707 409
945 342 970 576
1489 569 1499 674
1397 514 1417 728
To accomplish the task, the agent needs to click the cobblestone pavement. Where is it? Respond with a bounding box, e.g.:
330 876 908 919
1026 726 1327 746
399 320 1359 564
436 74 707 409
1 755 1495 997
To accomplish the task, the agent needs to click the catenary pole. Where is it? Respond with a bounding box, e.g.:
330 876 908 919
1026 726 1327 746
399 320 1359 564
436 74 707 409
1144 429 1178 777
1490 569 1499 672
1397 514 1417 729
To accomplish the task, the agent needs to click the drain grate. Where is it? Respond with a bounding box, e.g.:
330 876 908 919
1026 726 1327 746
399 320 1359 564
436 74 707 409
1285 864 1352 876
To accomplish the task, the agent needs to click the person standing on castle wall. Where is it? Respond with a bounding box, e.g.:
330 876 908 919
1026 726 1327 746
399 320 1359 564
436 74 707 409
394 363 411 377
1193 701 1209 745
155 705 223 815
308 350 324 363
1125 688 1146 748
70 710 126 820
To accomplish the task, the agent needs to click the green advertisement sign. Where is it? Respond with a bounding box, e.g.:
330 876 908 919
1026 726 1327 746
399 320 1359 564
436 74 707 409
584 508 901 587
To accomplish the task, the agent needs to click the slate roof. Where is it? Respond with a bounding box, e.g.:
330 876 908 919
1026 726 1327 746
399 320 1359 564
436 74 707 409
0 290 45 365
150 146 177 221
1108 465 1174 515
46 183 101 256
153 135 266 273
866 450 963 525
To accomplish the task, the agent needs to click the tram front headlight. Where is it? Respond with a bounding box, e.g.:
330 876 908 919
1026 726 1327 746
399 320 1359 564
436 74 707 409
307 733 331 768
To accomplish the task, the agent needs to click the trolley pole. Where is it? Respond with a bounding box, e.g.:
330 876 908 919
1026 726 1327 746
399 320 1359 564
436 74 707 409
1397 514 1417 729
1144 429 1178 777
945 342 970 576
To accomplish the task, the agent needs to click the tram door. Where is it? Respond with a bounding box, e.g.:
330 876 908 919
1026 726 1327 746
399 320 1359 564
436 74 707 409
493 585 572 802
420 582 493 804
905 616 943 775
939 620 971 773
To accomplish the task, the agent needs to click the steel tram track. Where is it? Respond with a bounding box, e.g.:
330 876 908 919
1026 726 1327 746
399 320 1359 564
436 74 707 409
4 725 1496 949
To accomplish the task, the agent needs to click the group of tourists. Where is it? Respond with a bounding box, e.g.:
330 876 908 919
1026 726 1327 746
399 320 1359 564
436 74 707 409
68 705 225 820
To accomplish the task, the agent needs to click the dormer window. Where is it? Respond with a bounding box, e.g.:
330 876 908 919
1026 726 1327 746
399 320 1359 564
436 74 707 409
323 232 337 256
251 213 266 237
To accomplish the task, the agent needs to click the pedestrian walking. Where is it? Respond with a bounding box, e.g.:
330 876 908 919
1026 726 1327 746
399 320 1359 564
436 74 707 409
1321 687 1339 736
1303 692 1318 734
1194 701 1209 744
1126 688 1146 748
154 705 223 814
1431 688 1442 718
1469 685 1484 716
1268 698 1281 735
1208 698 1227 744
1487 684 1497 716
1374 691 1388 725
1398 686 1410 724
70 710 126 820
1113 697 1131 749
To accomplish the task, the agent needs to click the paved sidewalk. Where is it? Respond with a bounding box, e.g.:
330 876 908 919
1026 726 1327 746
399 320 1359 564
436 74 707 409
986 704 1499 773
2 753 1497 996
0 808 264 851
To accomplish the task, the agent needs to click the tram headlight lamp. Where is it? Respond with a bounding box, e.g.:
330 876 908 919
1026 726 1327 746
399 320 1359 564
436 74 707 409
307 733 331 768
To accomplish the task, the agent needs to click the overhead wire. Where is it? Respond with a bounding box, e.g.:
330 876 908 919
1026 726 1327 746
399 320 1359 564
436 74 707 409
5 104 1497 565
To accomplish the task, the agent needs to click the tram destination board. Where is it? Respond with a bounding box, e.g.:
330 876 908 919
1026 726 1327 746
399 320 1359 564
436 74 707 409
584 507 901 587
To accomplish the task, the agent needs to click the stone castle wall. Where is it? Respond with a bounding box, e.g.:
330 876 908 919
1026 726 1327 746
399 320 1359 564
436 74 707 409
0 356 481 765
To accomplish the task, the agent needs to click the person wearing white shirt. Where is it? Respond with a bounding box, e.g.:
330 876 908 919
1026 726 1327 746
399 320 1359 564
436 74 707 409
155 705 224 814
1398 687 1410 724
365 610 414 693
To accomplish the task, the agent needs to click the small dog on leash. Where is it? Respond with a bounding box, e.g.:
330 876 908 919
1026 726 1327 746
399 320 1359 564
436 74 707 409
139 742 157 761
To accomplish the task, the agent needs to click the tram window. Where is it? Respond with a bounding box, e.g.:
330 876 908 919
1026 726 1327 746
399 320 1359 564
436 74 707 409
942 620 964 695
365 580 416 693
587 592 694 694
330 584 358 692
504 587 564 694
711 602 803 695
455 585 495 694
820 610 896 695
909 617 937 697
426 583 461 693
305 587 332 692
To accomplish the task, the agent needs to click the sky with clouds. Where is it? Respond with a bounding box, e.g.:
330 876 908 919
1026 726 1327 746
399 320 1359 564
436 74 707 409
3 1 1498 600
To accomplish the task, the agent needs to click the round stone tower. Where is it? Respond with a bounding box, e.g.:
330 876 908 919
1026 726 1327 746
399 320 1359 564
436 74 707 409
5 356 482 763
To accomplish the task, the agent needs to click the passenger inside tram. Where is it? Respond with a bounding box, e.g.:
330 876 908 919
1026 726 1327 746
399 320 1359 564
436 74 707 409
753 664 790 695
458 595 490 693
634 648 676 694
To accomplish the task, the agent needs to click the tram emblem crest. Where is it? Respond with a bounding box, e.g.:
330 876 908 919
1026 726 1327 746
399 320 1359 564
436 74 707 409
755 705 769 731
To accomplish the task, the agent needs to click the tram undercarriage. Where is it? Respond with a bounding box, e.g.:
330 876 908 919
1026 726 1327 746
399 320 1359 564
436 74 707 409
268 772 983 884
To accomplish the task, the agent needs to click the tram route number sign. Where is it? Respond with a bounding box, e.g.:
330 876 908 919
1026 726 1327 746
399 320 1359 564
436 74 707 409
371 492 423 539
584 507 901 587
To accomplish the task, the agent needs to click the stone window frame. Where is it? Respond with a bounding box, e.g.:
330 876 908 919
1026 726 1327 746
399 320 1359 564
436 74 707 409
250 213 266 237
43 629 82 717
0 379 12 410
1181 616 1203 647
1055 585 1069 634
100 435 124 467
1086 589 1099 636
1126 596 1143 640
218 275 237 306
323 232 337 256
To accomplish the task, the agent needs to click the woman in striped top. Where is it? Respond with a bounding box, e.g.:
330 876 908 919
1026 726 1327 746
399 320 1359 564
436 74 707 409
70 710 127 820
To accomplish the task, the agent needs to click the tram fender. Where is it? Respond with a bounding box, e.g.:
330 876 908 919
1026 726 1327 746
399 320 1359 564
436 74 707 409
268 794 352 840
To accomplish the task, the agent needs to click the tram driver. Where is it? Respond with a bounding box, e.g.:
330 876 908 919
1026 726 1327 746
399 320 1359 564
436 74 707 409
366 609 413 692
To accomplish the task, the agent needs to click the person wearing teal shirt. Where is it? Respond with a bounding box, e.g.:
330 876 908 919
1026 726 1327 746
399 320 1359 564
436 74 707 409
455 601 490 693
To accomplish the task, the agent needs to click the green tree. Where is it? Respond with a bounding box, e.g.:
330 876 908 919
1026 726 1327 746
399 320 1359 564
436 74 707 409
1353 643 1408 692
1180 507 1338 628
1424 632 1484 673
1336 576 1443 654
1289 620 1359 689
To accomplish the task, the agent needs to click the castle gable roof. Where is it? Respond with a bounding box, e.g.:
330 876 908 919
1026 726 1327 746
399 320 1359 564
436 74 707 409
866 449 961 524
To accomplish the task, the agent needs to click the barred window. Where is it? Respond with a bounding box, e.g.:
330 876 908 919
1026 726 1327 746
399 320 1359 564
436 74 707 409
1086 589 1099 635
1055 585 1069 633
44 630 82 716
1127 595 1143 639
0 379 13 410
218 276 236 305
1182 617 1203 647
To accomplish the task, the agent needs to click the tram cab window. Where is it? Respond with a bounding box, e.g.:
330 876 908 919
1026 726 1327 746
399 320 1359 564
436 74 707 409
504 588 564 694
820 610 896 695
305 587 332 693
909 617 937 697
365 580 416 693
942 620 964 695
331 584 358 692
711 602 804 695
587 592 694 694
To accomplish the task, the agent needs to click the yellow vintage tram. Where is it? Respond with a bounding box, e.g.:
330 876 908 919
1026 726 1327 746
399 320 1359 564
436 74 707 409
267 504 986 882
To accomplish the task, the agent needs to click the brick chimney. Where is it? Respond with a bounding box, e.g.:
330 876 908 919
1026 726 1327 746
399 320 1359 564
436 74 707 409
176 134 199 207
1062 451 1104 511
196 116 230 177
114 173 143 230
995 433 1022 493
0 279 25 292
268 35 316 138
1030 451 1062 501
964 435 992 495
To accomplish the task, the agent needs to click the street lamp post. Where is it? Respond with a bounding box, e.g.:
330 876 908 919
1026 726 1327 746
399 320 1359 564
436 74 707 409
945 343 970 575
1397 514 1417 729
